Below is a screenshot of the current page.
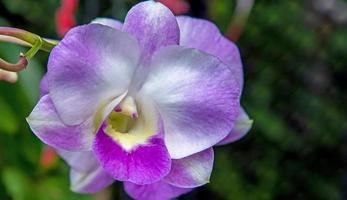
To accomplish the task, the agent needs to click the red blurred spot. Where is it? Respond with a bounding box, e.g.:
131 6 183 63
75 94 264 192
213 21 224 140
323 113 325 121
158 0 190 15
40 146 58 169
55 0 79 37
62 0 79 12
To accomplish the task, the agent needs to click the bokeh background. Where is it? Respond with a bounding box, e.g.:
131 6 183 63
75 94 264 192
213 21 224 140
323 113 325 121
0 0 346 199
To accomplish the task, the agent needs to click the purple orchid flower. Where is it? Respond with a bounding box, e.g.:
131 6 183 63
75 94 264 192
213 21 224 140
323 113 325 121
27 1 252 199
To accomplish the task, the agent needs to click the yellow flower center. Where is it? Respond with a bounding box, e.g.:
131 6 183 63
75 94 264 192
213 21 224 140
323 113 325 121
103 96 158 151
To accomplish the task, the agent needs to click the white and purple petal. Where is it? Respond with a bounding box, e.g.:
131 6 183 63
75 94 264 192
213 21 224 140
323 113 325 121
57 150 99 172
177 16 244 87
164 148 214 188
57 150 114 193
92 97 171 184
139 46 241 159
70 167 114 193
93 126 171 185
123 1 179 61
39 73 49 97
91 18 123 30
26 95 94 151
124 181 192 200
218 107 253 145
48 24 140 125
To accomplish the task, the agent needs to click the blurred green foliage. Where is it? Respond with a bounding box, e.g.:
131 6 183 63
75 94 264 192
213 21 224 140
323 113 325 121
0 0 346 199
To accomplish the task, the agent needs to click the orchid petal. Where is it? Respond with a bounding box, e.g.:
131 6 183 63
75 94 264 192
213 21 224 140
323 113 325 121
70 167 114 193
39 73 49 97
93 99 171 185
124 181 192 200
218 107 253 145
139 46 241 159
27 95 94 151
164 148 214 188
91 18 123 30
123 1 179 61
177 16 244 87
57 150 114 193
27 92 126 151
57 150 99 172
41 19 123 97
48 24 140 125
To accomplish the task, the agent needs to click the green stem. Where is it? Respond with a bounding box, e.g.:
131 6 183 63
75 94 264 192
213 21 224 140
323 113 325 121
24 34 42 60
0 27 59 72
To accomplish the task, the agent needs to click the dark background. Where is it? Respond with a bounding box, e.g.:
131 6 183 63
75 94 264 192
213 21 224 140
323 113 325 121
0 0 346 199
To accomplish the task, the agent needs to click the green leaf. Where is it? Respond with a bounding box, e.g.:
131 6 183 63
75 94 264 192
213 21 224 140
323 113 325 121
1 167 32 200
0 97 18 134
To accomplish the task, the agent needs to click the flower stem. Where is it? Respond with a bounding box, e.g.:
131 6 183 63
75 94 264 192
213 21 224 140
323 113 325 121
0 27 59 72
225 0 255 41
